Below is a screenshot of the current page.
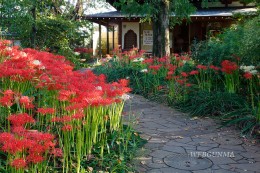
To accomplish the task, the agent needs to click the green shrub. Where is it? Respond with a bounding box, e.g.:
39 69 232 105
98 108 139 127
191 14 260 66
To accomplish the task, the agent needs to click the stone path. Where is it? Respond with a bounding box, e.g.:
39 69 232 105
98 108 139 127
124 94 260 173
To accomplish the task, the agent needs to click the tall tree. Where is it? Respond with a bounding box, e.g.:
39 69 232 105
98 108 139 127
0 0 94 49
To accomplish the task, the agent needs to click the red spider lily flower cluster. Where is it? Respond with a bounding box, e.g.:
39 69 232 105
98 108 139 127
149 64 162 71
221 60 238 74
0 90 15 107
8 113 35 126
0 129 61 169
0 111 60 169
209 65 220 71
189 70 199 75
19 96 34 109
142 58 154 64
37 108 56 115
0 39 131 171
196 64 207 70
74 48 93 54
0 40 131 105
243 72 253 79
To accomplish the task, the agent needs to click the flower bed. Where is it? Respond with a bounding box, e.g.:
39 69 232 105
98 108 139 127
94 48 260 136
0 40 142 172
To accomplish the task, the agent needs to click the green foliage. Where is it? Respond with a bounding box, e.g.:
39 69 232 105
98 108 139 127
84 125 146 172
93 61 143 92
221 108 258 135
114 0 196 25
175 91 247 117
0 151 7 173
0 0 92 53
191 14 260 66
57 48 89 70
239 15 260 65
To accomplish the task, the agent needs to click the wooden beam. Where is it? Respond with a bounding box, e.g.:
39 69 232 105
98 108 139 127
107 21 109 54
139 23 141 50
112 26 115 50
118 22 122 48
99 23 102 58
188 23 191 52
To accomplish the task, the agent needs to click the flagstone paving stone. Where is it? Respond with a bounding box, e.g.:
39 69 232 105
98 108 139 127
125 94 260 173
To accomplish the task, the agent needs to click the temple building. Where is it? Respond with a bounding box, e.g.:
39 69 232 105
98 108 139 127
83 0 257 56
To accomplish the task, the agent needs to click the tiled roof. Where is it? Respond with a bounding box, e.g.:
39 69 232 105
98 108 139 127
84 7 257 18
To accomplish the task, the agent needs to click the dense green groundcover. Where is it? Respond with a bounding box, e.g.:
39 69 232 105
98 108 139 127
93 15 260 137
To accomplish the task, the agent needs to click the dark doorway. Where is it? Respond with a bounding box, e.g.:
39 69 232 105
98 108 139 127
124 30 137 50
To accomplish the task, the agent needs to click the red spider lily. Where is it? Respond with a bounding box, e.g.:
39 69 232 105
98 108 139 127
118 79 129 87
142 58 154 64
0 128 59 169
176 79 186 85
243 72 253 79
0 95 14 107
50 148 63 157
62 125 73 132
157 86 163 90
189 70 199 75
27 154 44 164
1 138 27 154
181 72 189 77
196 64 207 70
209 65 220 71
173 53 179 57
165 75 173 80
0 40 12 46
167 71 174 75
221 60 238 74
58 90 76 101
11 126 27 135
0 89 15 107
72 112 85 120
175 56 181 61
8 113 35 126
186 83 192 87
19 96 34 109
149 64 162 71
11 158 27 169
180 56 190 61
74 48 93 54
179 62 184 67
0 132 14 141
158 57 167 63
167 65 177 71
37 108 56 115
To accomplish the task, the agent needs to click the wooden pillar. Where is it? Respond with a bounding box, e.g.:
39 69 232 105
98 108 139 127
112 26 115 49
188 23 191 52
99 23 102 58
139 23 141 50
118 22 122 49
106 21 109 54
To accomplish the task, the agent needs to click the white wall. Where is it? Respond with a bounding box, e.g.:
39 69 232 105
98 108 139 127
122 22 139 49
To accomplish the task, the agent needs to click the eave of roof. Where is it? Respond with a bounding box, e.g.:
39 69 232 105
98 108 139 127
83 7 257 19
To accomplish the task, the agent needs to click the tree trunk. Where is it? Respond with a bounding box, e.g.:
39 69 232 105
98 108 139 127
152 0 170 57
31 4 37 48
71 0 83 20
